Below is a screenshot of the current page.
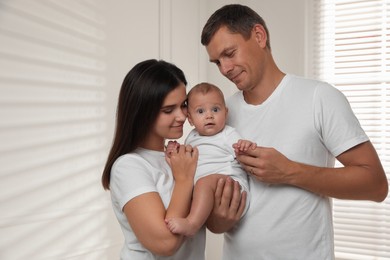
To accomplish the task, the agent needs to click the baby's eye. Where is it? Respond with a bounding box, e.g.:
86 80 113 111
196 108 204 114
212 107 220 112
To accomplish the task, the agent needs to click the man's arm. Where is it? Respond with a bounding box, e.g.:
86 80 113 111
207 141 388 233
238 141 388 202
292 141 387 201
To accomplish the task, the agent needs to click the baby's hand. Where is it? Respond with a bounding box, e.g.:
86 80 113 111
233 139 256 154
165 141 180 165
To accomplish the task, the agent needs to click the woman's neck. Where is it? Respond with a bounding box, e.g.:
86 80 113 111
139 139 165 152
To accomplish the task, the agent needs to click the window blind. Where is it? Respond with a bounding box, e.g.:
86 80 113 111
0 1 120 258
309 0 390 259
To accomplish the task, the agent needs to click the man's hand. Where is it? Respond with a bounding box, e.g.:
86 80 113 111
235 146 295 185
206 177 247 233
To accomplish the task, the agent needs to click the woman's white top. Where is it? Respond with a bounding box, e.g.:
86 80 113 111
110 148 206 260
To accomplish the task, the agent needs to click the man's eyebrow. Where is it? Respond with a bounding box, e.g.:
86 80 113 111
209 54 222 63
209 47 235 63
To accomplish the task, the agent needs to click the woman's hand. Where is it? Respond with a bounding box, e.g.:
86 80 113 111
165 140 180 166
165 144 198 223
169 144 198 183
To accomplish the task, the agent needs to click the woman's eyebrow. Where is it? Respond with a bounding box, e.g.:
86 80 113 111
160 104 176 110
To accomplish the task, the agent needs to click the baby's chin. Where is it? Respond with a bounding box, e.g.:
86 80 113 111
198 126 224 136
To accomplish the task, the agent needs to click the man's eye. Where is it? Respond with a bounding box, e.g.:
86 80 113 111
226 50 235 57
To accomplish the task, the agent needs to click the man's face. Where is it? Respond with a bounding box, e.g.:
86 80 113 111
206 26 266 92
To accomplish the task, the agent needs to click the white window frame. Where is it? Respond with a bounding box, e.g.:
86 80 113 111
307 0 390 259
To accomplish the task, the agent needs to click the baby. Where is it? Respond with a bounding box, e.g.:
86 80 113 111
165 82 255 236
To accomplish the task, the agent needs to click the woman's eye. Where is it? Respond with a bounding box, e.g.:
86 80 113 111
162 109 173 114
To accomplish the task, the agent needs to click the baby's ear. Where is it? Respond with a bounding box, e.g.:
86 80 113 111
187 113 194 126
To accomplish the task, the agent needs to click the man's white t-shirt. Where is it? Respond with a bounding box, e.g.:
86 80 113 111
224 74 368 260
110 148 206 260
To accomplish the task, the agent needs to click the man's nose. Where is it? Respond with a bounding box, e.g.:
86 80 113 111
219 60 233 76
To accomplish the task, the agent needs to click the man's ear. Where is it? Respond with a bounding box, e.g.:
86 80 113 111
253 24 267 48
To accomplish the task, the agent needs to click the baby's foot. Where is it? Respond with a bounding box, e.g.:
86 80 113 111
166 217 198 237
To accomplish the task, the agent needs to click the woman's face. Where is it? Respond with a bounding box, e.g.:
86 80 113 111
144 83 188 150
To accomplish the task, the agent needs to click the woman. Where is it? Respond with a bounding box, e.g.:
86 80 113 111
102 59 205 259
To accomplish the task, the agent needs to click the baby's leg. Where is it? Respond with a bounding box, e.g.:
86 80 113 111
166 174 228 236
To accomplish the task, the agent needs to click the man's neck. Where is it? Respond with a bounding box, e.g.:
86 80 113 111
244 70 285 105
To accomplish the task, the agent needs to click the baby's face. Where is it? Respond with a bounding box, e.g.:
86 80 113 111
187 91 227 136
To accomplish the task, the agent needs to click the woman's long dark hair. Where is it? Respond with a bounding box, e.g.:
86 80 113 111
102 59 187 190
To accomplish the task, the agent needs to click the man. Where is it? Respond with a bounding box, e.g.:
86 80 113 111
202 4 388 259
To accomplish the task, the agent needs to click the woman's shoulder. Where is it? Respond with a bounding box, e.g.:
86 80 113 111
113 152 145 168
112 150 155 173
115 148 167 173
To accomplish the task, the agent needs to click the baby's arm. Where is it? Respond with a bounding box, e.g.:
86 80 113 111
233 139 256 153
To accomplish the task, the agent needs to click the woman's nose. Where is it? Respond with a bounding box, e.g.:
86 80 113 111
176 108 187 121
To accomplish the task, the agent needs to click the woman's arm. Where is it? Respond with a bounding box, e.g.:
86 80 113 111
124 192 185 256
123 144 198 256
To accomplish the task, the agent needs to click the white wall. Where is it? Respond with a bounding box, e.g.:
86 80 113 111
0 0 306 259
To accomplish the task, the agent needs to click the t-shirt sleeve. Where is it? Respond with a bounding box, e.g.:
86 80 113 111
110 155 157 210
314 82 369 157
224 126 244 155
